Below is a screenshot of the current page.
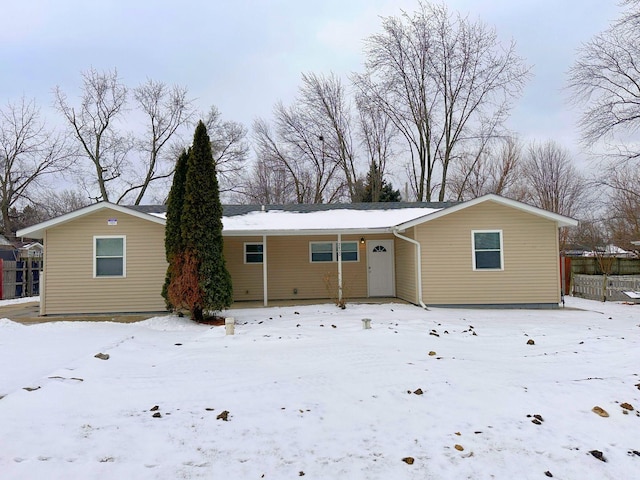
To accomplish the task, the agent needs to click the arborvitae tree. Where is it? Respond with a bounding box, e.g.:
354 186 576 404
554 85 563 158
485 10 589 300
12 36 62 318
161 149 189 309
361 163 401 202
167 121 232 320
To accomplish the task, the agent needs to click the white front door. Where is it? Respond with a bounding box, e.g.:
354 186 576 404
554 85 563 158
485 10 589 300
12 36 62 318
367 239 395 297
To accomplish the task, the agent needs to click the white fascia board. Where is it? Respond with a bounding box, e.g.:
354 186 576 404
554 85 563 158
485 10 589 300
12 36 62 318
395 194 579 230
222 227 391 237
16 202 166 239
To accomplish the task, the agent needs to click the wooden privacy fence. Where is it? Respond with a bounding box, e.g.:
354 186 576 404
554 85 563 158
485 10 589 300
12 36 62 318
569 257 640 275
572 274 640 302
0 259 42 300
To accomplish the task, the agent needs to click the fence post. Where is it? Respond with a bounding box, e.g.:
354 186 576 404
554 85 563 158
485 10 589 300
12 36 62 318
0 258 3 300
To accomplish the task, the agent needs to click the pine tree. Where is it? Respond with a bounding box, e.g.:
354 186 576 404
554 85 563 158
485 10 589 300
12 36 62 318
167 121 232 320
361 163 401 202
162 149 189 309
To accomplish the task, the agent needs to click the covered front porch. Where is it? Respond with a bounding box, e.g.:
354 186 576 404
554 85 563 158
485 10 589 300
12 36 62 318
223 232 404 307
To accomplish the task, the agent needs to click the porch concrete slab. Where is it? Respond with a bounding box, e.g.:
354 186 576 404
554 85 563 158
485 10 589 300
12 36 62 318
229 297 409 308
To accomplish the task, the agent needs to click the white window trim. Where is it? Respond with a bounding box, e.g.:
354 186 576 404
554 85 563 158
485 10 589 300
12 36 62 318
471 230 504 271
309 241 359 263
93 235 126 278
244 242 264 264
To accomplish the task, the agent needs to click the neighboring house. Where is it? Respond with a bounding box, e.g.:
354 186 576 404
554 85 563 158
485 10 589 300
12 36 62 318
16 194 577 316
16 241 44 259
582 245 638 259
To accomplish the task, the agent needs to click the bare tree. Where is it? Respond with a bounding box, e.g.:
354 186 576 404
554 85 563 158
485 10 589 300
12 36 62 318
202 106 250 197
567 0 640 160
13 189 90 233
0 97 73 237
599 163 640 252
521 141 588 218
54 68 131 203
116 80 193 204
521 140 588 251
355 90 399 201
352 2 530 201
252 118 305 203
253 107 344 204
243 156 295 204
249 71 358 204
299 72 359 200
36 189 90 218
449 136 524 201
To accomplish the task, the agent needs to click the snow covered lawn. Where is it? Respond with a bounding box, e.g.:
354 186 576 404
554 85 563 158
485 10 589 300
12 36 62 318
1 298 638 479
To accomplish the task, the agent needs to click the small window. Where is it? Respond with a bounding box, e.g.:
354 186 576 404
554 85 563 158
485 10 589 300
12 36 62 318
311 242 334 262
372 245 387 253
244 243 264 264
472 231 503 270
340 242 358 261
310 241 359 263
95 236 125 277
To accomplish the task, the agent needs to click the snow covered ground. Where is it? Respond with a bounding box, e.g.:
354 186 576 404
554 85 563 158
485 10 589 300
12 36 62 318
0 297 638 479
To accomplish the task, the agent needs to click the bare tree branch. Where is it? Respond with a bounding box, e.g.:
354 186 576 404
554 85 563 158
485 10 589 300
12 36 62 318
352 1 530 201
0 97 74 236
116 80 194 204
568 0 640 157
521 140 588 219
54 68 131 203
202 106 250 197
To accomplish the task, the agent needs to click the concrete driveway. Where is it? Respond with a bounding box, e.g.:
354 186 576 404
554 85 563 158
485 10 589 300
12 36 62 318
0 301 162 325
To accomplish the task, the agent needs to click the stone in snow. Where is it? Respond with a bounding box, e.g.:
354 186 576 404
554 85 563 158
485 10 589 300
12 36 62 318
592 406 609 417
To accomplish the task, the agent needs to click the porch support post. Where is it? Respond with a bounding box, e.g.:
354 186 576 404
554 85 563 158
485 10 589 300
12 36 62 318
262 234 268 306
337 233 343 302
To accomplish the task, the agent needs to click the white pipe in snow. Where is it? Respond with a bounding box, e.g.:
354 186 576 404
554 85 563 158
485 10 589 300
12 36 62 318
225 317 235 335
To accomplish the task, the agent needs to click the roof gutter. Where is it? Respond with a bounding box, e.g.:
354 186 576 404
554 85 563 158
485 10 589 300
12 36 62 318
392 228 428 310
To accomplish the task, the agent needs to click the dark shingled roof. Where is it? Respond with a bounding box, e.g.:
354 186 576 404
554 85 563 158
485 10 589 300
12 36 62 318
128 201 458 217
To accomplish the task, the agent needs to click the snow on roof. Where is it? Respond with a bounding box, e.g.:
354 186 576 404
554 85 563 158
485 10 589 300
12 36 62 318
151 207 443 234
223 207 442 233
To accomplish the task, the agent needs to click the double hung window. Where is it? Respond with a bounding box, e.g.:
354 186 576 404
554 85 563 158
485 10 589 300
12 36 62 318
94 236 126 277
472 231 503 270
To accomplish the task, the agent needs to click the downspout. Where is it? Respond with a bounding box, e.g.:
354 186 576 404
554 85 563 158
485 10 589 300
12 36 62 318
337 233 343 302
263 234 268 307
393 228 428 310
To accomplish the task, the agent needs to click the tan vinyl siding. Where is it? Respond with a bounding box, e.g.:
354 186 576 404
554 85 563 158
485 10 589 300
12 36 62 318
42 210 167 315
228 234 394 302
416 201 561 305
394 227 418 304
224 237 265 301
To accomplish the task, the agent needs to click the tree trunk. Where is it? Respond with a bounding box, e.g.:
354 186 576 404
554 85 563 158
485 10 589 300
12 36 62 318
192 305 204 322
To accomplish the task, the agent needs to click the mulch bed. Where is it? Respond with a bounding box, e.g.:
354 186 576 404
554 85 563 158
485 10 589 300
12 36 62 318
194 316 226 326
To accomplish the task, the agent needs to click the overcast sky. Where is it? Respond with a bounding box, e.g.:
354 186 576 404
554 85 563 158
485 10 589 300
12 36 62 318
0 0 623 171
